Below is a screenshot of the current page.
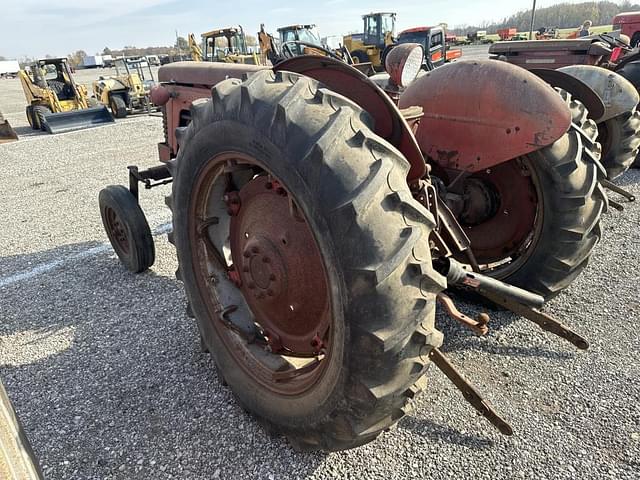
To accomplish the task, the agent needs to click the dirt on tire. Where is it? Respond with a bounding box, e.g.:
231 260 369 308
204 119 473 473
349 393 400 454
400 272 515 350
168 70 446 451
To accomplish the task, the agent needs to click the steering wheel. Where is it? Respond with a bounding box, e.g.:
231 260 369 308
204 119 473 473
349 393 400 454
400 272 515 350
599 33 631 50
281 41 343 61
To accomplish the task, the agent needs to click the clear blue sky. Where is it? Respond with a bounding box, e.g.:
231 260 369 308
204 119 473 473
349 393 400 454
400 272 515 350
1 0 612 59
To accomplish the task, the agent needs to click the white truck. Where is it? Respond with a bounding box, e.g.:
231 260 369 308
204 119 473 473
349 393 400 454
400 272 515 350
82 55 104 68
0 60 20 78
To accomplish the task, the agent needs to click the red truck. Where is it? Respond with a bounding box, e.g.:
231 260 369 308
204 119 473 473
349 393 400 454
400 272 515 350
613 11 640 46
497 28 517 41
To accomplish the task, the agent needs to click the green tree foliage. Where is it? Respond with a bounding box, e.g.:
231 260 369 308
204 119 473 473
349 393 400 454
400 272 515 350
452 1 640 34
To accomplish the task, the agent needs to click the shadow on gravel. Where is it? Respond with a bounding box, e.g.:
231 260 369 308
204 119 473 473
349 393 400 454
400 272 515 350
10 125 47 138
0 243 327 479
398 416 494 450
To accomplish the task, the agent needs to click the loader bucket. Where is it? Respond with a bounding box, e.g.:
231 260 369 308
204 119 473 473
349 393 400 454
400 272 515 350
0 119 18 143
41 106 114 134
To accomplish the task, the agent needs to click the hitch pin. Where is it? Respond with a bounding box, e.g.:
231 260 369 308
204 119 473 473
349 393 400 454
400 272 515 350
437 293 489 336
429 348 513 436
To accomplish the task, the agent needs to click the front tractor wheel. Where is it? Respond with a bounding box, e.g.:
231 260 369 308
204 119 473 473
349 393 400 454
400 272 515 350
99 185 155 273
453 100 606 300
170 70 444 451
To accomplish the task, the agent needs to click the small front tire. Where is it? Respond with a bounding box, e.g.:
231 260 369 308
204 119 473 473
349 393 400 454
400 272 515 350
110 95 128 118
99 185 155 273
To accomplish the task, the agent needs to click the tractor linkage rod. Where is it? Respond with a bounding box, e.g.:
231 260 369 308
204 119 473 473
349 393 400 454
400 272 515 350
429 348 513 435
601 178 635 203
128 165 173 201
440 258 589 350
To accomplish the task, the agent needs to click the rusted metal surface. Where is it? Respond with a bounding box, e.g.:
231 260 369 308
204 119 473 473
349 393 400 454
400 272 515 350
456 159 539 268
478 290 589 350
384 43 423 87
189 152 332 395
529 68 606 120
274 56 427 182
399 60 571 172
489 39 610 69
442 257 545 309
428 348 513 435
158 61 267 85
229 175 330 355
558 65 640 122
437 293 489 335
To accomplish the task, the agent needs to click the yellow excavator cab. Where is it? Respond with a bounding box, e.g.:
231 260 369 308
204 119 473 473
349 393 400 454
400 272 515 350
343 12 396 70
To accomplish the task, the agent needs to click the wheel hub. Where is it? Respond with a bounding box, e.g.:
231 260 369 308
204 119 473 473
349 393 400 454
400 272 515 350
105 207 129 255
229 176 330 355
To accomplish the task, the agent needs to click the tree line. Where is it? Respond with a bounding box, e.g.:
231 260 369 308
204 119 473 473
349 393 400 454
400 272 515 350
453 1 640 34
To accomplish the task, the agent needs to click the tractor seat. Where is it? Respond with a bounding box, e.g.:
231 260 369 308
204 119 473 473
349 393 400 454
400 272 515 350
47 80 74 101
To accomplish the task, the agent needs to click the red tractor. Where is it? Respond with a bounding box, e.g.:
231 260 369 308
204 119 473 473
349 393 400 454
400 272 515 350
100 44 604 450
490 32 640 180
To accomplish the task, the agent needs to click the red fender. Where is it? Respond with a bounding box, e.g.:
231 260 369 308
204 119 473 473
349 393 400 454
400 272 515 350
399 60 572 172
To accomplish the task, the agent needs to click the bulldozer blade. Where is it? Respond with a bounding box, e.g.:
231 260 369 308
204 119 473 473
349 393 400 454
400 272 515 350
41 106 114 134
0 119 18 144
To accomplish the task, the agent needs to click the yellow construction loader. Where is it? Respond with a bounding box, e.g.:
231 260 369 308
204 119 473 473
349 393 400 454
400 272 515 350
343 12 396 70
19 58 113 133
194 26 261 64
93 57 156 118
0 108 18 143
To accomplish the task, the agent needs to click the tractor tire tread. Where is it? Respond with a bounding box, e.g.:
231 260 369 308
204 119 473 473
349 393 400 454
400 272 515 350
170 69 444 451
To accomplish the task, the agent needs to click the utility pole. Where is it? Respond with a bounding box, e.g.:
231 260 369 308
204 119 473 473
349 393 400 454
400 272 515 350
529 0 537 40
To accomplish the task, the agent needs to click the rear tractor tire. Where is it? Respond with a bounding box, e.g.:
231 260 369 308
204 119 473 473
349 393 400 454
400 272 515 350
462 94 606 300
99 185 155 273
110 95 128 119
597 110 640 180
169 70 445 451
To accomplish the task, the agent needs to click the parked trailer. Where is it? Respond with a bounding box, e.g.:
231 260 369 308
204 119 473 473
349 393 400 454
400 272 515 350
0 60 20 78
82 55 104 68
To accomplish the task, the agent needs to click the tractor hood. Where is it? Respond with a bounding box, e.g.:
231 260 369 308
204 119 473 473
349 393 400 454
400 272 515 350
399 60 572 172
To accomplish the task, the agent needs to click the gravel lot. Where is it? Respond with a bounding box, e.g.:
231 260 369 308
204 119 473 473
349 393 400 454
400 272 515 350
0 52 639 479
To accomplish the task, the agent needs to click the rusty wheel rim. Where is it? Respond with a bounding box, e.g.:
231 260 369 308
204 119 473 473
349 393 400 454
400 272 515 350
463 158 543 277
189 152 332 396
104 207 130 256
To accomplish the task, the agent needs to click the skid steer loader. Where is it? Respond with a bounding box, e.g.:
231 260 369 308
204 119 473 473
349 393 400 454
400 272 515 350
93 57 156 118
19 58 113 134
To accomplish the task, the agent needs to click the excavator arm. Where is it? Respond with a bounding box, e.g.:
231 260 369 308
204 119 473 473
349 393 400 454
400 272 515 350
188 33 203 62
